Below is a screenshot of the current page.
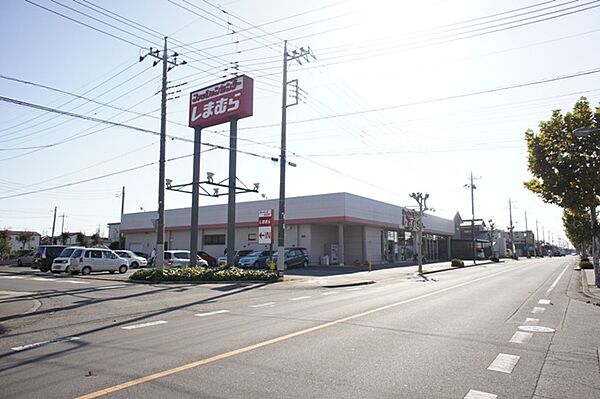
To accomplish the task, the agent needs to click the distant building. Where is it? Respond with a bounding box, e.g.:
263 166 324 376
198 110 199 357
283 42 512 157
6 230 41 252
120 192 456 265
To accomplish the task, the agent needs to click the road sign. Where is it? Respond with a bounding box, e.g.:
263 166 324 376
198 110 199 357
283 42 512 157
258 209 274 244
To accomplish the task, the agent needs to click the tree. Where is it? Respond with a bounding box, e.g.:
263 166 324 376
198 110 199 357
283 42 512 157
76 232 90 247
562 208 592 255
524 96 600 285
91 232 102 246
60 232 71 245
17 231 34 249
0 230 11 259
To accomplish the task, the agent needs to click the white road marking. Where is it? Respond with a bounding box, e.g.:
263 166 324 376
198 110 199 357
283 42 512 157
518 325 555 333
195 310 230 317
321 291 339 296
31 277 56 281
487 353 520 373
524 317 539 324
538 299 551 305
510 331 533 344
0 276 24 279
121 320 168 330
97 285 130 290
289 296 311 301
250 302 276 308
531 307 546 314
346 287 362 291
11 336 80 351
464 389 497 399
545 263 569 296
61 280 91 284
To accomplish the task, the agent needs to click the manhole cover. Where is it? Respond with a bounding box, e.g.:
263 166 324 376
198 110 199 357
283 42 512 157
518 325 555 333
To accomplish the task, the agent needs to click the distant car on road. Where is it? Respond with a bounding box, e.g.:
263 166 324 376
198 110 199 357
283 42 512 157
17 251 35 266
114 250 148 268
32 245 67 272
164 250 208 268
51 246 86 273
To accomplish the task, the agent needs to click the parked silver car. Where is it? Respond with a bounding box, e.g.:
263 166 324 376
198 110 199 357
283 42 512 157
17 251 35 266
114 250 148 268
164 250 208 268
70 248 128 275
51 246 86 273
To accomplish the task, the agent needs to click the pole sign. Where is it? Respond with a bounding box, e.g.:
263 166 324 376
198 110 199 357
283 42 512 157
258 209 274 245
188 75 254 128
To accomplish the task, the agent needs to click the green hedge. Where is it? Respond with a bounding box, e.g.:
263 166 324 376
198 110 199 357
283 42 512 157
580 260 593 269
451 258 464 267
129 266 280 282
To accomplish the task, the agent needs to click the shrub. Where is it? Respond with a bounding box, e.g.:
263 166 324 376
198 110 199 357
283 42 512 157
580 260 593 269
129 265 280 283
580 255 589 262
451 258 464 267
489 255 500 262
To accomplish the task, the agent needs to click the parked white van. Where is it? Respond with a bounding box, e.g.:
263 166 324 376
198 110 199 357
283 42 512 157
70 248 128 275
51 246 86 273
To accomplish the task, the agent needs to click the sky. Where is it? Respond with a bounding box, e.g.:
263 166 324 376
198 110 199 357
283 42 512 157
1 0 599 247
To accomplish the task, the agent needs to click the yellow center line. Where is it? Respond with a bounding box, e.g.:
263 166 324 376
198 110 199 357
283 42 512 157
77 266 519 398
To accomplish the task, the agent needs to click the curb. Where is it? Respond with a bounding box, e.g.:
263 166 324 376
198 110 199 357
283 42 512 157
321 280 376 288
579 267 600 301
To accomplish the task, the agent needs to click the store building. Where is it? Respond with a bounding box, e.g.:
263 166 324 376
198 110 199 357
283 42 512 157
120 192 456 265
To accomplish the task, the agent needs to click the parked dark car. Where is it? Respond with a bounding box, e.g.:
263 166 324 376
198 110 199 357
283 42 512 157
274 247 309 269
32 245 67 272
217 249 255 266
238 250 274 268
197 251 217 267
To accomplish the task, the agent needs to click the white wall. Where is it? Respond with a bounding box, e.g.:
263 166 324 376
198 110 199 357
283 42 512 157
344 226 363 264
364 227 383 264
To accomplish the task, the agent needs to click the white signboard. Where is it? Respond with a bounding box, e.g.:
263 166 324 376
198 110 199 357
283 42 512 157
258 209 274 245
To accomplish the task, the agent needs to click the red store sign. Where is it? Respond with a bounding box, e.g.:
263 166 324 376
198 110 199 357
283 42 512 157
188 75 254 128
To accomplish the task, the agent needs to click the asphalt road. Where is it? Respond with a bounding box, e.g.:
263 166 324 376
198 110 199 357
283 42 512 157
1 257 599 398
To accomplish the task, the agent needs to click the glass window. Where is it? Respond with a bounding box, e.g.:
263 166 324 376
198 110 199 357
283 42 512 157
73 249 84 257
90 250 102 259
60 248 75 257
103 251 116 259
204 234 226 245
174 252 190 259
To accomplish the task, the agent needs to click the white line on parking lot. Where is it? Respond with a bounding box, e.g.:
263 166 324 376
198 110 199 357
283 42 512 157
250 302 276 308
509 331 533 344
538 299 551 305
11 336 80 351
321 291 339 296
487 353 520 373
0 276 24 279
464 389 497 399
531 307 546 314
121 321 168 330
289 296 311 301
195 310 230 317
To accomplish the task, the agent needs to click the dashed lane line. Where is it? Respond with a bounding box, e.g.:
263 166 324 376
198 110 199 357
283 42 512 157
531 307 546 314
321 291 339 296
524 317 539 324
487 353 520 374
545 263 569 296
250 302 276 308
509 331 533 344
289 296 311 301
464 389 497 399
538 299 551 305
11 336 80 352
195 310 230 317
121 321 168 330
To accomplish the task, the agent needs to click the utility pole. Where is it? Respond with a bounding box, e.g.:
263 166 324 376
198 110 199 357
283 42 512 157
140 37 186 271
120 186 125 249
525 210 529 257
465 172 477 264
409 192 429 275
60 213 66 235
51 206 57 244
277 40 315 273
535 219 540 257
487 219 496 257
508 198 515 259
